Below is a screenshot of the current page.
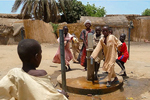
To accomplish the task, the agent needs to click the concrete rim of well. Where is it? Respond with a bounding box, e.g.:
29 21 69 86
57 70 123 95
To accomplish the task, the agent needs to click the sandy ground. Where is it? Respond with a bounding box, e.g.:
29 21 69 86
0 42 150 100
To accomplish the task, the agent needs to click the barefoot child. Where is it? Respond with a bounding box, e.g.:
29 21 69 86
0 39 68 100
78 20 94 71
116 33 129 76
53 26 73 71
91 26 122 87
93 26 104 80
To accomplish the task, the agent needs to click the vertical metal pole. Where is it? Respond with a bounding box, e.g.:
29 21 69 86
128 28 131 60
59 29 67 91
21 28 25 40
87 33 94 81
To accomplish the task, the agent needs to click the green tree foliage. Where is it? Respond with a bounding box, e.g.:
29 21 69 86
59 0 87 23
84 2 106 17
50 22 58 38
142 8 150 16
11 0 71 23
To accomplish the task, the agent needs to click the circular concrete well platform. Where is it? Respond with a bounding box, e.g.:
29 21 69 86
57 70 123 95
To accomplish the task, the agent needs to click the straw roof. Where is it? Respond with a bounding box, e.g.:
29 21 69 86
106 14 141 21
103 16 128 27
0 13 21 19
80 16 105 25
79 16 129 27
136 16 150 20
0 18 23 36
106 14 140 17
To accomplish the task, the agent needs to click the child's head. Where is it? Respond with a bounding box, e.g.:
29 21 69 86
109 28 113 34
120 33 126 43
95 26 101 36
63 26 68 34
102 26 109 37
17 39 42 68
84 20 91 29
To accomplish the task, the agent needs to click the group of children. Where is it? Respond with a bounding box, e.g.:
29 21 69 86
91 25 129 87
52 20 129 87
0 20 129 99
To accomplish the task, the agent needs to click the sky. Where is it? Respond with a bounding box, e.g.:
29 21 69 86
0 0 150 15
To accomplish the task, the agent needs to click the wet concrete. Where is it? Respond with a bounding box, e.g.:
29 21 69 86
50 71 150 100
57 71 123 95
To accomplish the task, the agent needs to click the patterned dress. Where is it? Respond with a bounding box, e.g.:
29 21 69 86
78 29 94 68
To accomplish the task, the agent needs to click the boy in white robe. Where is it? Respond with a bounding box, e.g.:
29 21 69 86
0 39 68 100
91 26 122 87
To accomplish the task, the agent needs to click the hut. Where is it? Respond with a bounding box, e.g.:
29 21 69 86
23 20 57 44
0 18 24 45
131 16 150 42
0 14 57 45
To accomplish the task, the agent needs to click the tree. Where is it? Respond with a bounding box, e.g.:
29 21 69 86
58 0 87 23
84 2 106 17
142 8 150 16
11 0 71 23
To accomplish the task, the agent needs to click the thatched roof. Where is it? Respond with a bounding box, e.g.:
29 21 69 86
106 14 141 21
106 14 140 17
0 13 22 19
103 16 128 27
80 16 105 25
0 18 23 36
136 16 150 20
79 16 129 27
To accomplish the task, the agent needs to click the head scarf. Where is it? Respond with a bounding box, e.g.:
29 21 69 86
84 19 91 25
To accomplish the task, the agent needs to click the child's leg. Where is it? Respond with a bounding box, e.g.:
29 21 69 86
119 61 127 75
116 59 127 76
84 58 87 70
116 59 124 70
94 62 100 80
108 67 118 81
67 65 71 70
121 62 127 76
95 62 100 75
107 67 119 87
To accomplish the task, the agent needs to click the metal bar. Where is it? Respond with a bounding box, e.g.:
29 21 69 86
59 29 67 91
21 28 25 40
128 28 131 60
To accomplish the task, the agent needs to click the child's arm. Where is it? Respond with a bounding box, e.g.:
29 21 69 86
91 39 102 59
0 70 17 99
64 40 69 47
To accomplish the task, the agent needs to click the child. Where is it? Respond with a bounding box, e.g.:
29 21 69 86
116 33 129 76
93 26 104 80
91 26 122 87
0 39 68 100
53 26 73 71
78 19 95 71
109 28 113 34
71 33 80 63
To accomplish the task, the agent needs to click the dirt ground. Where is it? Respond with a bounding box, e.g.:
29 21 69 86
0 42 150 100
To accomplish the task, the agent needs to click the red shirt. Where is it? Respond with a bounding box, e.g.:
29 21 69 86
118 42 129 63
